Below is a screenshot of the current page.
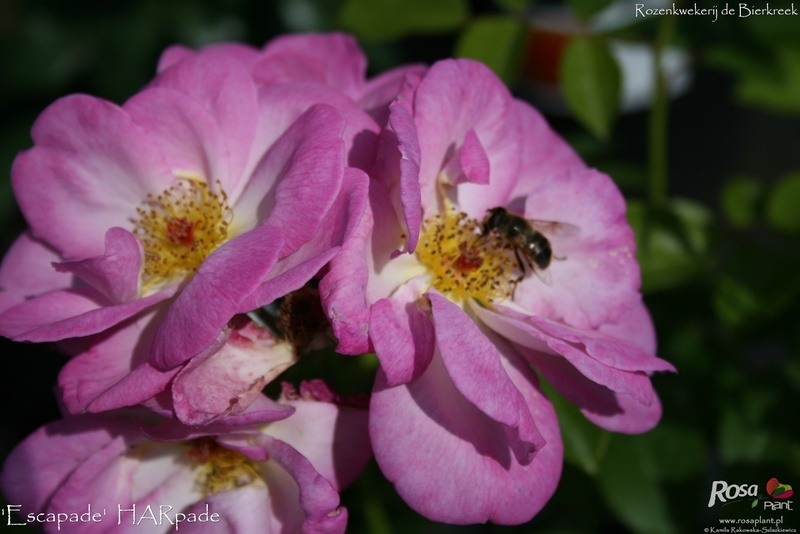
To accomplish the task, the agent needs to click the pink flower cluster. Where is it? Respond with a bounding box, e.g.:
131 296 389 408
0 33 674 531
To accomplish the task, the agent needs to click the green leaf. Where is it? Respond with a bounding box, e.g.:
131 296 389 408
707 41 800 116
719 406 771 464
455 16 527 86
490 0 531 13
627 198 715 293
360 467 394 534
720 176 763 230
337 0 468 42
565 0 614 21
712 274 763 329
277 0 340 32
642 424 706 483
711 243 800 329
765 171 800 234
596 436 678 534
598 160 647 195
752 499 759 508
774 484 792 496
737 44 800 115
743 4 800 41
560 36 621 139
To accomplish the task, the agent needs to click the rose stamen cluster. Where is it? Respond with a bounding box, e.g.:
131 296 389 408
416 207 516 303
132 175 232 288
188 438 260 496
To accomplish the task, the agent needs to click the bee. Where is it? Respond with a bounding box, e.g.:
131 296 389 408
276 284 330 356
481 206 578 287
248 283 330 356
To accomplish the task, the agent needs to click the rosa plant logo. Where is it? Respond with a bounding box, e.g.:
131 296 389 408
766 477 794 500
707 477 793 509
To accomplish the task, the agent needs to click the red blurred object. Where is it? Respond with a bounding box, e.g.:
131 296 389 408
526 27 572 85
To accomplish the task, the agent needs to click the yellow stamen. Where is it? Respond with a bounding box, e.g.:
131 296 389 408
132 177 232 289
416 207 517 304
187 438 259 496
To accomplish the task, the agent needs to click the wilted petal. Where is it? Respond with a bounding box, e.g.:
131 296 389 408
172 321 297 426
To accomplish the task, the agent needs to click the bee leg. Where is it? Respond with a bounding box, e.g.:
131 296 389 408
510 276 525 300
511 249 528 300
513 248 526 273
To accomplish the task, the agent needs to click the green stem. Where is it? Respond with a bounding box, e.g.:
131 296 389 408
594 430 612 465
361 469 393 534
648 7 680 208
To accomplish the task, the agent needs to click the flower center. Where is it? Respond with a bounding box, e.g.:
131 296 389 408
416 207 517 304
188 438 259 496
132 177 232 288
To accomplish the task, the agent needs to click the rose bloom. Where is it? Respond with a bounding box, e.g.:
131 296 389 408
321 59 676 524
0 39 375 425
0 382 370 534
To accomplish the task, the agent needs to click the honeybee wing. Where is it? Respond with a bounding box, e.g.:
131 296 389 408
533 265 553 286
516 246 554 286
528 219 580 238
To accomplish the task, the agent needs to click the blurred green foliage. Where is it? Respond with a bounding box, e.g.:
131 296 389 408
455 16 527 86
766 171 800 235
560 36 621 139
721 176 763 230
338 0 468 41
1 1 799 533
628 198 715 293
564 0 615 21
704 12 800 116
